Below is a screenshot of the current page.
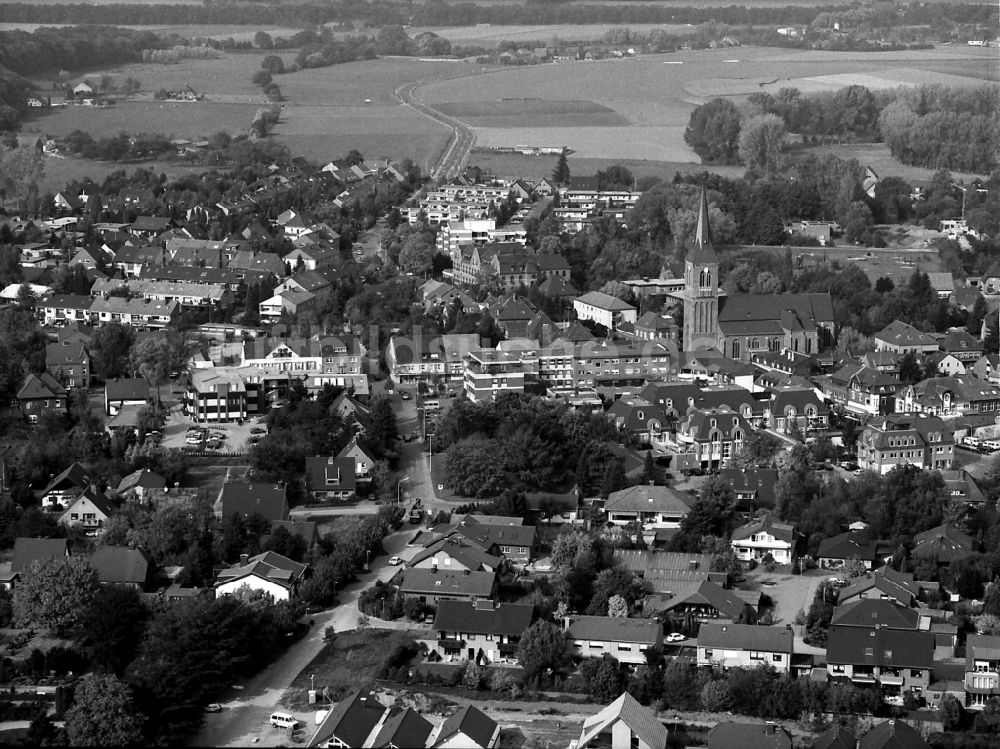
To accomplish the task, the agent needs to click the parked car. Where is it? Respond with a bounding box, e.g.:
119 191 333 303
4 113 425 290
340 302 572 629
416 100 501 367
400 392 411 401
205 704 222 713
666 632 686 643
388 556 403 566
206 439 221 450
185 436 203 445
250 427 266 435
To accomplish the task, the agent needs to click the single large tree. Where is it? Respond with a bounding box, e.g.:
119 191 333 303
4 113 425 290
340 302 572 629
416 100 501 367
65 673 144 746
738 113 786 172
89 322 136 380
78 585 150 675
12 556 98 635
552 151 570 185
516 620 575 688
684 98 741 164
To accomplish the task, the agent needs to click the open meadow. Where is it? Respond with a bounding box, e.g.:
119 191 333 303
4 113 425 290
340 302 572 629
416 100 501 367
0 23 302 41
419 45 997 166
398 23 698 45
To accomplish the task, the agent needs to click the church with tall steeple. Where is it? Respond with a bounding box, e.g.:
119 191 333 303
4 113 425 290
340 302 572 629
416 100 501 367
682 189 836 359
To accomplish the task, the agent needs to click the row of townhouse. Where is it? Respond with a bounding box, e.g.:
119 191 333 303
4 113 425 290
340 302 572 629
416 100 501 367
403 177 546 226
37 293 179 329
451 242 571 289
555 178 642 233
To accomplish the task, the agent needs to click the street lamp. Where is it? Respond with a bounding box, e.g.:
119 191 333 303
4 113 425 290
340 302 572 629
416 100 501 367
365 549 370 572
397 475 410 505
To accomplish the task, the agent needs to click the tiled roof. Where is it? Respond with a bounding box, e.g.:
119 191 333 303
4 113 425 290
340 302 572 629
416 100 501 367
307 689 385 748
826 626 933 669
875 320 937 347
605 484 690 516
11 538 69 573
219 482 288 522
830 599 920 630
697 622 792 652
575 290 636 312
17 372 66 400
816 532 878 562
399 568 496 598
565 615 660 644
432 600 533 637
578 692 667 749
435 705 499 749
215 551 307 590
730 514 796 544
89 546 151 585
709 722 793 749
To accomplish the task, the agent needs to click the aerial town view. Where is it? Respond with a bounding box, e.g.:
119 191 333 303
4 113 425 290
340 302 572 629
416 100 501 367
0 0 998 746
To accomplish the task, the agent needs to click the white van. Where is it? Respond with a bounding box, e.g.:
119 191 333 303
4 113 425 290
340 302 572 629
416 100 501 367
269 713 299 729
984 439 1000 452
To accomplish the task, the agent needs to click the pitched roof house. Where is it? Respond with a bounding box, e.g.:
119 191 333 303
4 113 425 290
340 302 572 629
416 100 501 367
697 621 794 673
912 524 975 566
16 372 67 422
604 484 690 529
59 486 116 530
730 514 796 565
874 320 939 354
709 722 792 749
423 599 532 665
398 568 497 606
218 482 289 522
574 691 667 749
840 567 920 608
11 538 70 573
430 705 500 749
307 690 391 748
214 551 308 601
564 615 662 666
816 531 879 570
89 546 152 588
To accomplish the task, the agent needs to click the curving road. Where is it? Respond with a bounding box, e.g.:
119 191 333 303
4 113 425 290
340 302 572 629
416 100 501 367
395 81 475 181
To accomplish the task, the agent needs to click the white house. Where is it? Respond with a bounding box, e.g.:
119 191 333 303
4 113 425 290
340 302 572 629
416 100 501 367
213 551 308 601
604 484 690 529
428 705 500 749
729 514 797 565
574 692 668 749
573 291 637 330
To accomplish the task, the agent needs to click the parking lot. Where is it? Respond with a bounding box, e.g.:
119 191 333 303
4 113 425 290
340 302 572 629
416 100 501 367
160 404 264 453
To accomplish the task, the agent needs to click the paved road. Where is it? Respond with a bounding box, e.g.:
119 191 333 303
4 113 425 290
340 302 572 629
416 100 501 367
189 529 420 748
394 81 474 181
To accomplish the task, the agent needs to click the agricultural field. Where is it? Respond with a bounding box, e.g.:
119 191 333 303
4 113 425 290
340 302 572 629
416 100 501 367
435 98 627 127
420 44 998 167
23 100 258 139
0 24 302 42
399 23 698 45
468 149 744 182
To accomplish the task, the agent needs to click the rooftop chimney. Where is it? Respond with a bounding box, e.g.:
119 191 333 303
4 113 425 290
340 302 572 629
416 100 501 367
239 553 249 565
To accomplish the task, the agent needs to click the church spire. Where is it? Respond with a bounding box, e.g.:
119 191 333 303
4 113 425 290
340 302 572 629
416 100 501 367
688 188 717 264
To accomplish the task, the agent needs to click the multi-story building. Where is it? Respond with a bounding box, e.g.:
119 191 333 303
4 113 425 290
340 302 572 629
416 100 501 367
304 456 357 502
857 413 954 474
604 485 690 529
15 373 67 424
563 615 662 666
820 363 901 418
436 218 527 263
826 626 934 700
386 333 480 385
421 599 532 665
696 622 794 673
185 369 248 423
36 294 92 327
895 375 1000 417
463 349 526 403
764 387 829 434
573 291 637 330
964 635 1000 709
397 568 497 607
672 408 751 470
45 339 89 389
241 336 365 378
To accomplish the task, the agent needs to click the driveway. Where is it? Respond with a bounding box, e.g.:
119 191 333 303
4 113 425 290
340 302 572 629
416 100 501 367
189 527 420 748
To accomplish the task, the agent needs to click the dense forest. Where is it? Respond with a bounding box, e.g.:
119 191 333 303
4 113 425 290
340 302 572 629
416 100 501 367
0 1 995 31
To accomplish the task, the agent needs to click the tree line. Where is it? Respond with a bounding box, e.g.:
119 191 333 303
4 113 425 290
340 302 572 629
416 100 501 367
0 1 993 32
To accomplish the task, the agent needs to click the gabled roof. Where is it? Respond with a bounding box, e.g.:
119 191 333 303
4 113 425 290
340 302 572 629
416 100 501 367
612 549 713 575
215 551 307 591
574 290 636 312
399 568 496 598
577 692 667 749
451 515 536 551
709 722 792 749
46 339 88 366
812 727 858 749
435 705 499 749
826 626 933 669
17 372 66 401
875 320 937 347
219 482 289 522
89 545 151 585
841 567 918 607
105 378 149 402
830 599 920 630
41 462 91 496
410 536 502 572
662 580 753 620
307 689 386 748
62 486 116 519
816 531 878 562
565 615 660 644
432 600 533 637
370 707 434 749
698 622 793 652
605 484 690 516
730 514 795 544
718 468 778 501
11 538 70 573
116 469 166 494
857 719 929 749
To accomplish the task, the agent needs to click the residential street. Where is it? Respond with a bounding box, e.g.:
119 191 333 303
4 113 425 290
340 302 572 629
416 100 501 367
189 528 419 748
